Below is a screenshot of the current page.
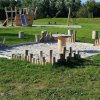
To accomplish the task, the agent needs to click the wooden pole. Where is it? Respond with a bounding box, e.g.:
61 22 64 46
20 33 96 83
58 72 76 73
5 7 8 25
62 47 66 58
12 54 15 59
52 57 56 65
25 50 28 60
67 8 71 26
11 7 13 26
49 50 53 63
25 50 28 56
69 47 72 58
40 51 43 58
32 58 35 64
35 35 40 42
43 57 46 65
29 54 33 62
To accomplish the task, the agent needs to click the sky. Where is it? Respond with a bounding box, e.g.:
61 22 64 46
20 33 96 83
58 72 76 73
81 0 100 3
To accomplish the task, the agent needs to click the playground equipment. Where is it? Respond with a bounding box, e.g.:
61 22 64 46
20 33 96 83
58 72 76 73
12 47 81 65
3 7 37 27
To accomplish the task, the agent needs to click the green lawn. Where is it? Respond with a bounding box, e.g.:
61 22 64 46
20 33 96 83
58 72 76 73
0 18 100 45
0 55 100 100
0 18 100 100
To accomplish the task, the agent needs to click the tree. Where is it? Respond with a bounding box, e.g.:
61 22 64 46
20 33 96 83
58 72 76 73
94 2 100 17
85 0 96 17
55 0 68 17
76 5 88 18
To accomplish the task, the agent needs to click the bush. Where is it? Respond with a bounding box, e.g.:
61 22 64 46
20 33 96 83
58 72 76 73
0 9 6 20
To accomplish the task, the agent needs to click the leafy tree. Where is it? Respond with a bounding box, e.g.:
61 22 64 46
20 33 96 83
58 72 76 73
64 0 81 17
76 6 88 18
94 2 100 17
85 0 96 17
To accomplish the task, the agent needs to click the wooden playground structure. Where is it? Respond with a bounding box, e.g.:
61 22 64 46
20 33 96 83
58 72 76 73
11 30 78 65
2 7 37 27
12 47 81 65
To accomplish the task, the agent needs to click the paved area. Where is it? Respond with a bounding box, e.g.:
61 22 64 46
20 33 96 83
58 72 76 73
32 25 82 28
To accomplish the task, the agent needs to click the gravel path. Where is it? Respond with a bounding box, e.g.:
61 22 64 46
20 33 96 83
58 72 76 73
0 42 100 59
0 24 82 28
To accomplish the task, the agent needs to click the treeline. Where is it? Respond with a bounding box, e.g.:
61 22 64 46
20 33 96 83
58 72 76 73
0 0 100 20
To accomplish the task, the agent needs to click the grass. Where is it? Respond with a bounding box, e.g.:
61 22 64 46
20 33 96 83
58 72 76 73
0 18 100 45
0 54 100 100
0 18 100 99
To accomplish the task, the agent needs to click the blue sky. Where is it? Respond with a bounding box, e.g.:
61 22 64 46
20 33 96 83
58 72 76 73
81 0 100 3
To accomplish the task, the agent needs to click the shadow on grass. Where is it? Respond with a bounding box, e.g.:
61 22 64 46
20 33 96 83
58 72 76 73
0 33 18 37
0 33 35 38
53 58 100 68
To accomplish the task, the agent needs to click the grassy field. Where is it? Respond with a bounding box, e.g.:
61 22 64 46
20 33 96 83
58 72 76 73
0 18 100 45
0 55 100 100
0 18 100 100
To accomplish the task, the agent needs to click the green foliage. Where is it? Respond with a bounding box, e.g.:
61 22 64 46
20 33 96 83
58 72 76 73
94 2 100 17
0 0 100 18
0 0 21 8
77 6 88 18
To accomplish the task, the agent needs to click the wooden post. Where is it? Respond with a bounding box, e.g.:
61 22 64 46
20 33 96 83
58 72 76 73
58 36 66 52
39 51 43 64
21 54 24 60
49 50 53 63
60 54 65 60
26 56 29 62
69 47 72 58
19 31 24 39
35 35 40 42
67 8 71 26
97 39 99 46
12 54 15 59
73 31 76 42
29 54 33 62
62 47 66 58
37 58 40 64
58 53 66 63
92 31 98 39
95 40 97 46
11 7 13 26
71 37 73 42
15 54 17 59
25 50 28 56
32 58 35 64
50 32 54 40
99 39 100 46
17 54 21 60
5 7 8 25
68 37 71 43
52 57 56 65
74 53 76 59
42 57 46 65
68 29 73 35
25 50 28 60
40 51 43 58
15 6 17 15
75 50 80 59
